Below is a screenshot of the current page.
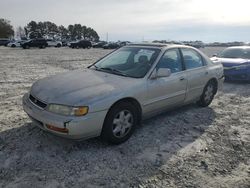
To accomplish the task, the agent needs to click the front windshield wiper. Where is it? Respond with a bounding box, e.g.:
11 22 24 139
98 66 128 76
93 66 129 77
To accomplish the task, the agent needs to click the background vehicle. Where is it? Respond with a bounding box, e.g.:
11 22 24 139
0 38 10 46
7 40 27 48
103 42 120 49
117 41 130 47
211 46 250 81
46 39 62 47
21 38 48 49
69 40 92 48
93 41 107 48
61 39 71 46
23 43 224 144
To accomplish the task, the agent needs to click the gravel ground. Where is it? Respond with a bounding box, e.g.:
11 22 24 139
0 46 249 188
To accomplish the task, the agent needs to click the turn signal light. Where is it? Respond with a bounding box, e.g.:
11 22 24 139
46 124 69 133
74 106 88 116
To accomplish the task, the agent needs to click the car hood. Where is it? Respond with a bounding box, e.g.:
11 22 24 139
211 57 250 67
30 69 140 106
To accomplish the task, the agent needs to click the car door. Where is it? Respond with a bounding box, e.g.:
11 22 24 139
31 39 38 47
29 40 34 47
144 48 188 114
180 48 210 102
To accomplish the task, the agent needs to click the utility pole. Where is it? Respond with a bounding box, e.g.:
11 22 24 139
106 32 109 42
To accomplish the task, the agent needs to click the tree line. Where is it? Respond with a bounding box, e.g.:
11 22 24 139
0 18 100 41
0 19 14 38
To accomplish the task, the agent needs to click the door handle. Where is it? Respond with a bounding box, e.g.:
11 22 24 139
205 71 209 75
180 77 185 81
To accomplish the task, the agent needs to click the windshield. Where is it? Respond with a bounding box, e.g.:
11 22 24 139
219 48 250 59
92 47 161 78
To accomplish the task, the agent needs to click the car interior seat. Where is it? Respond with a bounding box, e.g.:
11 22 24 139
138 55 149 64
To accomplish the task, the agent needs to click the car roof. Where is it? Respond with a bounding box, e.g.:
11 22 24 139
127 42 191 49
226 46 250 49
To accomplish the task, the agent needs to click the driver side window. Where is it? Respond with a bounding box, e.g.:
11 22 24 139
156 49 183 73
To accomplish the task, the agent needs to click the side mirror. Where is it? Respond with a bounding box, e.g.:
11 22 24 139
212 53 218 57
150 68 171 79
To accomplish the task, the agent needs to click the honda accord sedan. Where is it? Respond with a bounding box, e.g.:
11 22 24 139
23 43 224 144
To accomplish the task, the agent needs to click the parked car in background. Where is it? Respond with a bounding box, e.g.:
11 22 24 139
7 40 27 48
211 46 250 81
69 40 92 49
23 43 224 144
21 38 48 49
103 42 120 49
0 38 11 46
46 39 62 47
61 39 70 46
117 41 130 47
93 41 107 48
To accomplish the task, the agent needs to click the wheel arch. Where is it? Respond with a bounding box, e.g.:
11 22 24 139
107 97 142 124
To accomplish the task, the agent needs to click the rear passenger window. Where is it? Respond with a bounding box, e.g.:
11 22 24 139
156 49 183 73
181 48 204 70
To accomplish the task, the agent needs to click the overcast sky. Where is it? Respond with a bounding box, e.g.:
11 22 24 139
1 0 250 42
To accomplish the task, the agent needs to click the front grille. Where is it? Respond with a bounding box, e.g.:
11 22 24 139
29 94 47 109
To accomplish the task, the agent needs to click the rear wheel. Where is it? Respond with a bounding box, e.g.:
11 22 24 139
56 43 61 47
197 80 217 107
11 44 16 48
23 45 29 49
101 102 138 144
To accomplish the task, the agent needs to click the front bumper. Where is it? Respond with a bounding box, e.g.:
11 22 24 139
217 75 224 91
22 93 107 140
224 67 250 81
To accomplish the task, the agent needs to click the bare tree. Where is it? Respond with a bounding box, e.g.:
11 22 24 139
16 26 26 39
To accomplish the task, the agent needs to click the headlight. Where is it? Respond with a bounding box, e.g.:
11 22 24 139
47 104 88 116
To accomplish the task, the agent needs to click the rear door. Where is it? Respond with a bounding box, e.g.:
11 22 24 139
180 48 210 102
145 48 188 114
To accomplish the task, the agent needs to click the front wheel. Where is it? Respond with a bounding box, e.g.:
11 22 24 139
197 81 217 107
101 102 138 144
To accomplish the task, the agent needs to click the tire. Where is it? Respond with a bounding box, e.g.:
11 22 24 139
101 102 138 144
11 44 16 48
197 80 217 107
23 45 29 49
56 43 61 47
